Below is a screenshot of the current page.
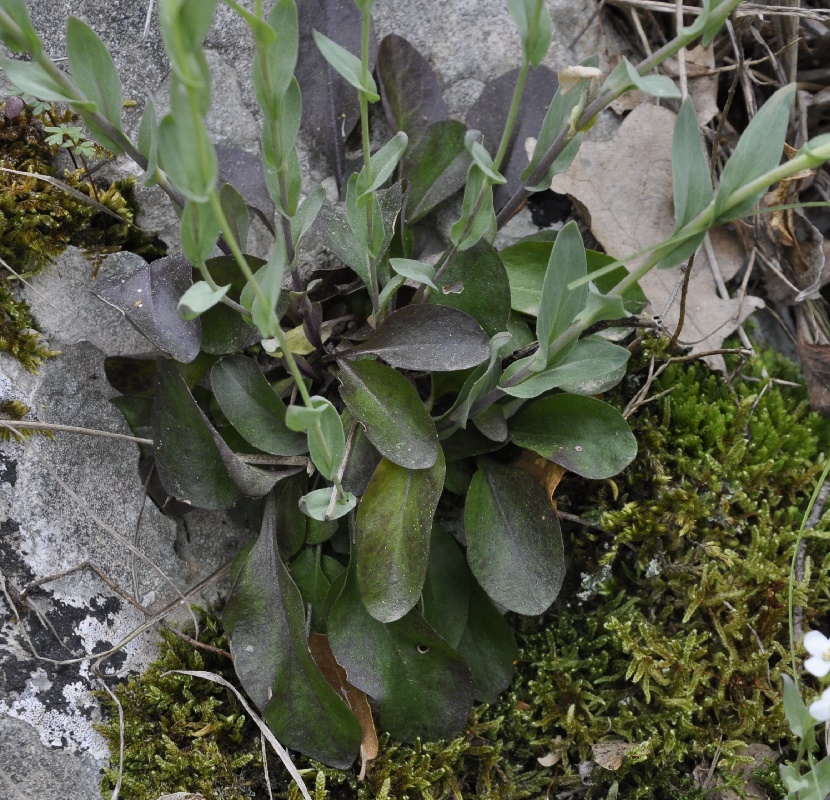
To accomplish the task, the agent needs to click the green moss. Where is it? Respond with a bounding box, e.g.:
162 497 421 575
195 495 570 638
0 101 166 371
98 354 830 799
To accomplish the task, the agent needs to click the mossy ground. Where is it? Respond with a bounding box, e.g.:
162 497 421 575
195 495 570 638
0 101 165 371
98 349 830 800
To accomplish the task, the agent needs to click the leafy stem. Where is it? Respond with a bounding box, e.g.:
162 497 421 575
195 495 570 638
359 7 379 316
209 189 312 409
495 0 745 226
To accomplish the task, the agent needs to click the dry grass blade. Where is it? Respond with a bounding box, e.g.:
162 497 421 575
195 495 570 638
0 167 141 228
167 670 313 800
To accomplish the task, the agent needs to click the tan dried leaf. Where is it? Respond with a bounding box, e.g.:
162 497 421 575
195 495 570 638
308 632 379 778
710 743 778 800
514 450 567 508
551 104 763 370
665 46 719 125
592 741 638 772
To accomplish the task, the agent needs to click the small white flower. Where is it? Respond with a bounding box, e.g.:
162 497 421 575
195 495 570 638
810 687 830 722
804 630 830 677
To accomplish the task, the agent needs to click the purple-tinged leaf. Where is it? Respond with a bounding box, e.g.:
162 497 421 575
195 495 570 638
216 144 275 232
296 0 377 187
153 358 240 509
466 66 559 211
224 497 362 768
377 34 448 145
153 360 287 508
345 305 489 372
93 253 201 363
356 451 445 622
402 120 471 222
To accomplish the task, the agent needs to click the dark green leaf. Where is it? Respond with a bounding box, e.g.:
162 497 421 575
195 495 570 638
274 474 307 557
224 498 362 768
377 34 448 145
422 526 471 649
510 394 637 479
66 16 125 151
341 428 382 497
199 302 260 355
338 359 439 469
346 305 490 371
327 561 475 740
457 579 518 703
402 120 471 222
356 451 446 622
218 174 252 249
93 254 201 363
291 547 335 634
152 359 239 509
472 404 507 442
211 355 307 456
464 459 564 615
427 240 511 338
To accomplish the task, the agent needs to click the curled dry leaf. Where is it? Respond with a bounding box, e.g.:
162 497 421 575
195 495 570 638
664 46 719 126
756 164 827 305
592 740 641 772
551 103 764 370
308 633 379 780
513 449 567 509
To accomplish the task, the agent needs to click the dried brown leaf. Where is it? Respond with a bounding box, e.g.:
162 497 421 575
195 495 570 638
709 743 778 800
797 305 830 416
551 104 764 370
665 46 719 125
308 632 379 778
513 450 567 508
592 740 639 772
